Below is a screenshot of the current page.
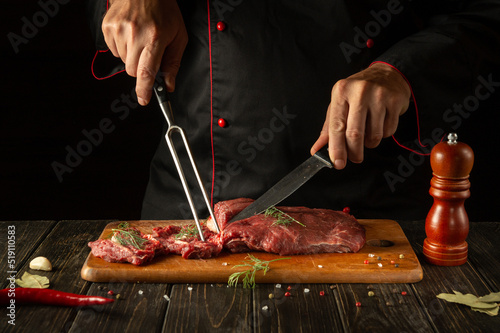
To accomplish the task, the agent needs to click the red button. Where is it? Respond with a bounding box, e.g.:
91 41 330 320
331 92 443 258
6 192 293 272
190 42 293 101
217 21 226 31
366 39 374 48
218 118 227 128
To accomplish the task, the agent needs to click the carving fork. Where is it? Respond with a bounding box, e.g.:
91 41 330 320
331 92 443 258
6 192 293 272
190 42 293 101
153 79 220 240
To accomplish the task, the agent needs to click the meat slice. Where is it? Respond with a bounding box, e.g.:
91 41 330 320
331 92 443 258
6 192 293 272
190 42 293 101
207 198 366 255
88 228 165 265
152 224 223 259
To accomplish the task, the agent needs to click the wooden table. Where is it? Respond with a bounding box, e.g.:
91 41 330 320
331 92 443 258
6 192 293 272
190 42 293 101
1 220 499 332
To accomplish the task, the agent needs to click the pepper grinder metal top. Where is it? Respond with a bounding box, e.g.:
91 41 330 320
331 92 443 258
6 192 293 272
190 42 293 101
423 133 474 266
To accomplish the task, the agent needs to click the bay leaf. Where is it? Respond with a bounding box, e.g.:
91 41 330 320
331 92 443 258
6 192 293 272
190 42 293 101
472 306 499 316
478 291 500 303
436 291 496 309
15 272 50 288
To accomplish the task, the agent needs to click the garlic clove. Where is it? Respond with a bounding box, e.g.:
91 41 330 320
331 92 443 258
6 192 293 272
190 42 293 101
29 256 52 271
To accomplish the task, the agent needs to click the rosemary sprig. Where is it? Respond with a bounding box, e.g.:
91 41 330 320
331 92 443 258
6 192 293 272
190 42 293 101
228 254 291 289
110 222 148 250
264 206 306 227
174 224 200 240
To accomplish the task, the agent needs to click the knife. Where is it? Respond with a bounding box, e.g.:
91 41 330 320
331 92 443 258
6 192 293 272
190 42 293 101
228 147 333 223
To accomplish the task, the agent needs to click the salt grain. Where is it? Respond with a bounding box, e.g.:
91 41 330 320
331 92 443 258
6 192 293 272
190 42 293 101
378 263 383 267
368 253 375 257
138 290 144 295
318 265 323 268
275 284 281 288
188 286 193 291
262 305 269 311
304 288 310 293
163 295 170 301
222 262 228 266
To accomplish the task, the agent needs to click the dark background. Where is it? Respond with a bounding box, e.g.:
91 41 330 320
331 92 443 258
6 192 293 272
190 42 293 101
1 1 499 221
1 1 164 220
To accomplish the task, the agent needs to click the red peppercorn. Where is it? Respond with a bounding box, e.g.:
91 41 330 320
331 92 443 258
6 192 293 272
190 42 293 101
366 39 374 48
390 260 395 264
287 286 292 291
401 291 407 296
356 302 362 307
319 291 325 296
364 260 369 264
107 290 114 296
284 292 291 297
343 207 350 214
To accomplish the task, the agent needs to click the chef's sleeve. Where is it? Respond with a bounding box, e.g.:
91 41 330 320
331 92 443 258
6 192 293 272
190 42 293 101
375 0 500 96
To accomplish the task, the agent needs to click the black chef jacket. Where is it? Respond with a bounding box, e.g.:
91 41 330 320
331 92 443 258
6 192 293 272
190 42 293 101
87 0 500 220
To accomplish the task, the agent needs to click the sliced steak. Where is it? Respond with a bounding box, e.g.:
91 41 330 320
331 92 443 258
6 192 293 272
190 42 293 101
207 198 366 255
152 224 223 259
88 228 165 265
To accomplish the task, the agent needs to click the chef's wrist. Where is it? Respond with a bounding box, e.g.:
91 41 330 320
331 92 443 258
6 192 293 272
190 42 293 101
369 62 411 100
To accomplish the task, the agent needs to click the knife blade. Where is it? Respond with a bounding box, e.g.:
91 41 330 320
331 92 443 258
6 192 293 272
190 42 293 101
228 147 332 223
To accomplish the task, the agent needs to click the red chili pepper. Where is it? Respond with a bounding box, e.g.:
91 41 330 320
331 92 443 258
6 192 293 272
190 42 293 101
0 288 114 307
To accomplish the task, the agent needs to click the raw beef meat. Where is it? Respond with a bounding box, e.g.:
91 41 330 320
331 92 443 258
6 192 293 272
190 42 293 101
207 198 365 255
88 227 165 265
152 224 223 259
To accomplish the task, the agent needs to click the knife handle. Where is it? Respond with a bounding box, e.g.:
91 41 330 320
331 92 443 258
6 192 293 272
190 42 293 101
314 146 333 168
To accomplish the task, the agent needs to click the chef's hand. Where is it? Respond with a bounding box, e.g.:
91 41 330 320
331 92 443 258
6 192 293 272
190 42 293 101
102 0 188 105
310 63 411 169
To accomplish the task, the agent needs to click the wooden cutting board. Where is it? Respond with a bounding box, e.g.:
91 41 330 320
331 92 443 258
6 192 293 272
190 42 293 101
81 219 422 284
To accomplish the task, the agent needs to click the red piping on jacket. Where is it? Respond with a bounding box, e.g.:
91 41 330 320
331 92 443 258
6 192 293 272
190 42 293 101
90 0 126 80
207 0 216 206
370 61 431 156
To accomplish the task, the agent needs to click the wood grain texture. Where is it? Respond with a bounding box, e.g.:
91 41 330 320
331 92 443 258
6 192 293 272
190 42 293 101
336 283 433 333
163 284 252 332
81 219 423 284
0 220 56 289
401 221 500 333
2 220 112 333
68 283 169 333
467 222 500 292
253 283 343 332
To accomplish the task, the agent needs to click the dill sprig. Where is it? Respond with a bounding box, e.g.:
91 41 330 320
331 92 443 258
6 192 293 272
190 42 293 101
264 206 306 227
228 254 291 289
110 222 148 250
174 223 200 240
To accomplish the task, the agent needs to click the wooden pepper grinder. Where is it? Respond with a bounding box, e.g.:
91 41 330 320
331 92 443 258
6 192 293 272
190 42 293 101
423 133 474 266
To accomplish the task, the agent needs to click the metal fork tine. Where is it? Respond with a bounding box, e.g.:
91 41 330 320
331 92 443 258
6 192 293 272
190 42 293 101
153 80 220 240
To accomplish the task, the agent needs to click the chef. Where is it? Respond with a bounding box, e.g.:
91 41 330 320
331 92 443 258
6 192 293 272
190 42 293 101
87 0 500 220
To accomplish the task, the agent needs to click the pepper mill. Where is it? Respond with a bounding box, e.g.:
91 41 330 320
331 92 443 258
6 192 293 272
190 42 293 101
423 133 474 266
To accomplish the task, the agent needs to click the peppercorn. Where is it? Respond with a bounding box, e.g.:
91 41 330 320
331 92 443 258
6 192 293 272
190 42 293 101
285 292 291 297
364 260 369 264
287 286 292 291
343 207 351 214
368 291 375 297
401 291 407 296
319 291 325 296
107 290 114 296
355 302 362 307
